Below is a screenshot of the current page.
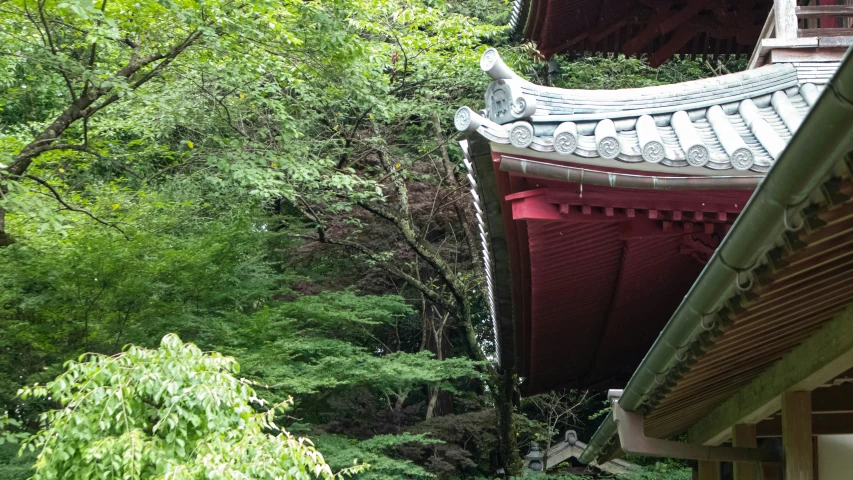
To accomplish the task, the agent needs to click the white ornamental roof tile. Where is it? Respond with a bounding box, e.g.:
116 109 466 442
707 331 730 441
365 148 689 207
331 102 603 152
456 49 841 174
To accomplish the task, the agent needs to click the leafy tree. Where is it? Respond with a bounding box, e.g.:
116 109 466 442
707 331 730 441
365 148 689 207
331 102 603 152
0 0 748 475
18 333 362 479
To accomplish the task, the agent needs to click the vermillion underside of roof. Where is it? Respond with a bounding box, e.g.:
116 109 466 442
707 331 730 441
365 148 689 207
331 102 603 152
513 0 772 66
466 152 753 394
457 46 841 396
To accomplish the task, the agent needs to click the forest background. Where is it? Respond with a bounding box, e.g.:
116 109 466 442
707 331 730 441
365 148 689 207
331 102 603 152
0 0 744 477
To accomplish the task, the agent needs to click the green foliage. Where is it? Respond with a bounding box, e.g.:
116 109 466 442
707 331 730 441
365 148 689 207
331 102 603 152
498 46 746 90
622 463 693 480
0 0 736 475
502 461 692 480
19 334 363 479
211 292 479 402
0 188 279 416
318 433 440 480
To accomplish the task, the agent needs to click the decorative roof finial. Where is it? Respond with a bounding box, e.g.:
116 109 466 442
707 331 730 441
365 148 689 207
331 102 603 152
480 48 517 80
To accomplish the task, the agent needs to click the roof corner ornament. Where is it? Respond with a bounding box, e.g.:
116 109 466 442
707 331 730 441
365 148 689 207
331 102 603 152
481 48 537 125
480 48 516 80
485 81 537 124
566 430 578 446
455 107 484 134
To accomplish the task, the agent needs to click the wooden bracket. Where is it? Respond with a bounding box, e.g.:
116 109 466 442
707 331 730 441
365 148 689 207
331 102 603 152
612 402 776 463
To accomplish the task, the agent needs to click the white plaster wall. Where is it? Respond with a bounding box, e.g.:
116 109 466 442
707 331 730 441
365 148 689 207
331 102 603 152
817 435 853 480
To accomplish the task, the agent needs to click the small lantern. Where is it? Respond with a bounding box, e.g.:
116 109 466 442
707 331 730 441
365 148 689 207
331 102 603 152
525 442 544 473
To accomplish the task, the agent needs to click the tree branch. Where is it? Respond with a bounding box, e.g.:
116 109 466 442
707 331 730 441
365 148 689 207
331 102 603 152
36 0 77 101
25 175 130 240
296 233 458 314
8 27 206 177
12 144 101 164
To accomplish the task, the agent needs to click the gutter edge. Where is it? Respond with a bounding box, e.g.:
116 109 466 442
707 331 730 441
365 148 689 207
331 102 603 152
579 47 853 465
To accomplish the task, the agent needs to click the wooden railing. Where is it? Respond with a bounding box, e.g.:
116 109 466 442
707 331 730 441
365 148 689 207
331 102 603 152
796 3 853 37
775 0 853 41
749 1 852 69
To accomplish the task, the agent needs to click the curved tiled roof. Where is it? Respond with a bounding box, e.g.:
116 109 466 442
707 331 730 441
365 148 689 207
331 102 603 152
508 0 528 33
455 49 829 173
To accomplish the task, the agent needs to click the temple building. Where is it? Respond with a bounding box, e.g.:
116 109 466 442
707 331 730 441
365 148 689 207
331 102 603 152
457 1 853 478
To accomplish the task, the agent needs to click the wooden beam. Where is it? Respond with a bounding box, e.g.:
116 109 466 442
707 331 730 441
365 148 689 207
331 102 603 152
649 25 699 67
769 47 849 63
748 5 776 69
589 19 627 43
796 5 853 19
799 28 853 38
782 391 813 480
698 460 721 480
757 412 853 437
541 33 587 57
732 424 760 480
818 36 853 47
687 306 853 446
775 0 798 40
812 437 819 480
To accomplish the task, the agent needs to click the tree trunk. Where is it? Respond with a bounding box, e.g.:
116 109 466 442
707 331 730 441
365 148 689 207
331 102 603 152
394 390 409 412
0 206 10 246
425 388 440 419
432 113 478 263
497 367 523 475
361 124 523 474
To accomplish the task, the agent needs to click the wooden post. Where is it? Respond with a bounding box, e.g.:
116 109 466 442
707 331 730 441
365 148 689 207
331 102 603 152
774 0 798 40
698 460 721 480
733 424 760 480
782 391 813 480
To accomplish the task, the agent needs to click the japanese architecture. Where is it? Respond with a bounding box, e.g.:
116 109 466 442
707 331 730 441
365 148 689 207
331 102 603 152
523 431 639 476
509 0 775 65
458 1 853 478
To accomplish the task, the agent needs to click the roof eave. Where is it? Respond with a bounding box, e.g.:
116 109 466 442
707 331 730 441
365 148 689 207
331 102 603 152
508 0 531 39
579 46 853 465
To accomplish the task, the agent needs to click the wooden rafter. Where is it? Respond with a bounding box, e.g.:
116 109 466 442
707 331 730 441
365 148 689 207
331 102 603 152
649 24 700 66
622 0 715 55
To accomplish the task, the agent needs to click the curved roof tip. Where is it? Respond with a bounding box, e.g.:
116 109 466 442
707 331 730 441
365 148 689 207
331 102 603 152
481 48 519 80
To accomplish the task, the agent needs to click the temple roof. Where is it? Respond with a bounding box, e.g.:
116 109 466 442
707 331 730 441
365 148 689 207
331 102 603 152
456 49 829 174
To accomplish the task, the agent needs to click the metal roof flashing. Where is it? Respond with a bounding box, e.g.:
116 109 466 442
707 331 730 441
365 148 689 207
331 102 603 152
579 47 853 466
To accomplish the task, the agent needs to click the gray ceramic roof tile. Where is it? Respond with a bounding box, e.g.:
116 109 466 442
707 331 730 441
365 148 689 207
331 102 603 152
455 49 843 174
